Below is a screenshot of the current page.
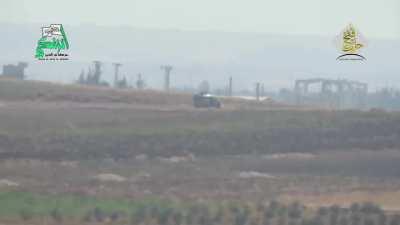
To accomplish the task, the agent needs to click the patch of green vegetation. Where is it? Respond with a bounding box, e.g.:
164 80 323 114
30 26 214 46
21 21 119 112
0 191 173 217
0 191 393 225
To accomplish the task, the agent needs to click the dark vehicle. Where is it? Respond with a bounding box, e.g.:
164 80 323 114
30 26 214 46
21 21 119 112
193 93 221 108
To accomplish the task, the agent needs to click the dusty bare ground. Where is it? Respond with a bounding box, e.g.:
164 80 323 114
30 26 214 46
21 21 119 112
0 78 296 111
1 79 400 223
1 150 400 210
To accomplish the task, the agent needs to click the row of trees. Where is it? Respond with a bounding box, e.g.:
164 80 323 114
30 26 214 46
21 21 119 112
86 201 400 225
76 61 145 89
18 201 400 225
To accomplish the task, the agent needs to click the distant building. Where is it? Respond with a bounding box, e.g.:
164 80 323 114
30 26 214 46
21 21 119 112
2 62 28 80
294 78 368 109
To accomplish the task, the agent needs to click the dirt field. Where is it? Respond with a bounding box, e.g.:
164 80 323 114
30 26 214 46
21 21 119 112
0 79 400 224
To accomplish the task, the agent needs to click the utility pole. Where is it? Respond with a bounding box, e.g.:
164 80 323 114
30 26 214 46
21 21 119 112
113 63 122 88
255 82 261 101
228 76 233 96
261 83 265 98
160 65 173 91
136 73 145 89
92 61 102 85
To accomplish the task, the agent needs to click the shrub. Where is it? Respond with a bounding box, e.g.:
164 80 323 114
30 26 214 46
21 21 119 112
19 208 34 221
93 207 106 222
50 208 63 222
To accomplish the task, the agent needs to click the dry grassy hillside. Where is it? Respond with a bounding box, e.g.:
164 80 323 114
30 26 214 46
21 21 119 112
0 78 399 160
0 78 289 110
1 78 400 223
0 78 191 105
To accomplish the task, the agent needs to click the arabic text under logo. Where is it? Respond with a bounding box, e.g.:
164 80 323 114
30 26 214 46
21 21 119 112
35 24 70 61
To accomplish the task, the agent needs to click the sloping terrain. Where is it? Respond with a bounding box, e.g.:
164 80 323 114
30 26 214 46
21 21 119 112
0 78 400 223
0 78 399 160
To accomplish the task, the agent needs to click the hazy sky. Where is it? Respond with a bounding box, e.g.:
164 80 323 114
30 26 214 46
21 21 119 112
2 0 399 39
